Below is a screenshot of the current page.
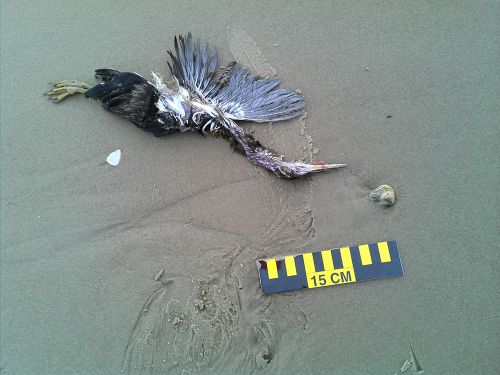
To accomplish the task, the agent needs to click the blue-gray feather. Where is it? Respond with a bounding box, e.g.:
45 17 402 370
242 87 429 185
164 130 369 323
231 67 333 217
167 33 220 100
167 34 305 123
211 65 304 122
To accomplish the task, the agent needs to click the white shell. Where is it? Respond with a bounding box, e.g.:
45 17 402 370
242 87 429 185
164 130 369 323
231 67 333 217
106 149 121 166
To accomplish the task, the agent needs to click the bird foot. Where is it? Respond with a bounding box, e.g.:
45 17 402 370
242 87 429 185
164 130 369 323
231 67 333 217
46 80 91 102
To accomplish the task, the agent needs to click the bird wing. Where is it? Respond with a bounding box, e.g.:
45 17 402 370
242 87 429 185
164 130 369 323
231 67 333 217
168 34 304 123
167 33 220 101
210 64 305 123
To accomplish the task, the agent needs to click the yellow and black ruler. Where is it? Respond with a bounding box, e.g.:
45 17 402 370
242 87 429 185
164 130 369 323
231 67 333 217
257 240 403 294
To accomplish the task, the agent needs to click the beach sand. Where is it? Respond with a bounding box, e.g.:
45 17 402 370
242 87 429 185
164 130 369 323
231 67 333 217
1 1 498 374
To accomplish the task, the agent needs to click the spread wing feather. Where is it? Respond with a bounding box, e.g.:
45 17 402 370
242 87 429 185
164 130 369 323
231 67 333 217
211 65 304 122
167 33 219 100
167 34 304 123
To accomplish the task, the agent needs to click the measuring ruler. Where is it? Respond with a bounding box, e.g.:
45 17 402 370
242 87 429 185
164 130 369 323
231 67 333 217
257 240 403 294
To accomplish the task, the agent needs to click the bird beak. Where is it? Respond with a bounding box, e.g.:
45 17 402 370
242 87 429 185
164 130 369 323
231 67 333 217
309 163 347 173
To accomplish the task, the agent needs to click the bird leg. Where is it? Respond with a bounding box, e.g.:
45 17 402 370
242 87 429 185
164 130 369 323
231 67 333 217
46 80 91 102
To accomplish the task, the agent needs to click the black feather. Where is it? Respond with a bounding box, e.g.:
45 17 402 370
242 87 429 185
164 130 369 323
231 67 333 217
85 70 161 128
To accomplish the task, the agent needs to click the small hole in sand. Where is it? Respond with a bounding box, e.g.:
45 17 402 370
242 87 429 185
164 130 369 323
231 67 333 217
262 352 273 364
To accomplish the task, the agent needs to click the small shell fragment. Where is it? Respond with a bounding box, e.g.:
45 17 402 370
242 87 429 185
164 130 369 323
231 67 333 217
154 268 164 281
106 149 121 166
369 184 396 206
400 359 412 372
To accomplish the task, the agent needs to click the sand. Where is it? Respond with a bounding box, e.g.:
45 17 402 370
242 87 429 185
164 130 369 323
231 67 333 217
1 1 498 374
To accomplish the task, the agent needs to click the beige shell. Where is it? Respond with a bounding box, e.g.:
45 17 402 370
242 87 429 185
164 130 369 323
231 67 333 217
369 184 396 206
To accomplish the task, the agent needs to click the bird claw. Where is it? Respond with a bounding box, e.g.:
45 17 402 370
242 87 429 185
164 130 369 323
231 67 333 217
46 80 91 102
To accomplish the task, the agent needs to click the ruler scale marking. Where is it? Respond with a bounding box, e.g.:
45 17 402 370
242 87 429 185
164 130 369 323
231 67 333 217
257 240 403 294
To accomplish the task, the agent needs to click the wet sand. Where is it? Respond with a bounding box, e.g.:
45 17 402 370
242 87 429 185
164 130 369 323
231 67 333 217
1 1 499 374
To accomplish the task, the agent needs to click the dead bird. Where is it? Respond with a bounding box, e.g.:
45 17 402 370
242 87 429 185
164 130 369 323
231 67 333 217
46 33 346 179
